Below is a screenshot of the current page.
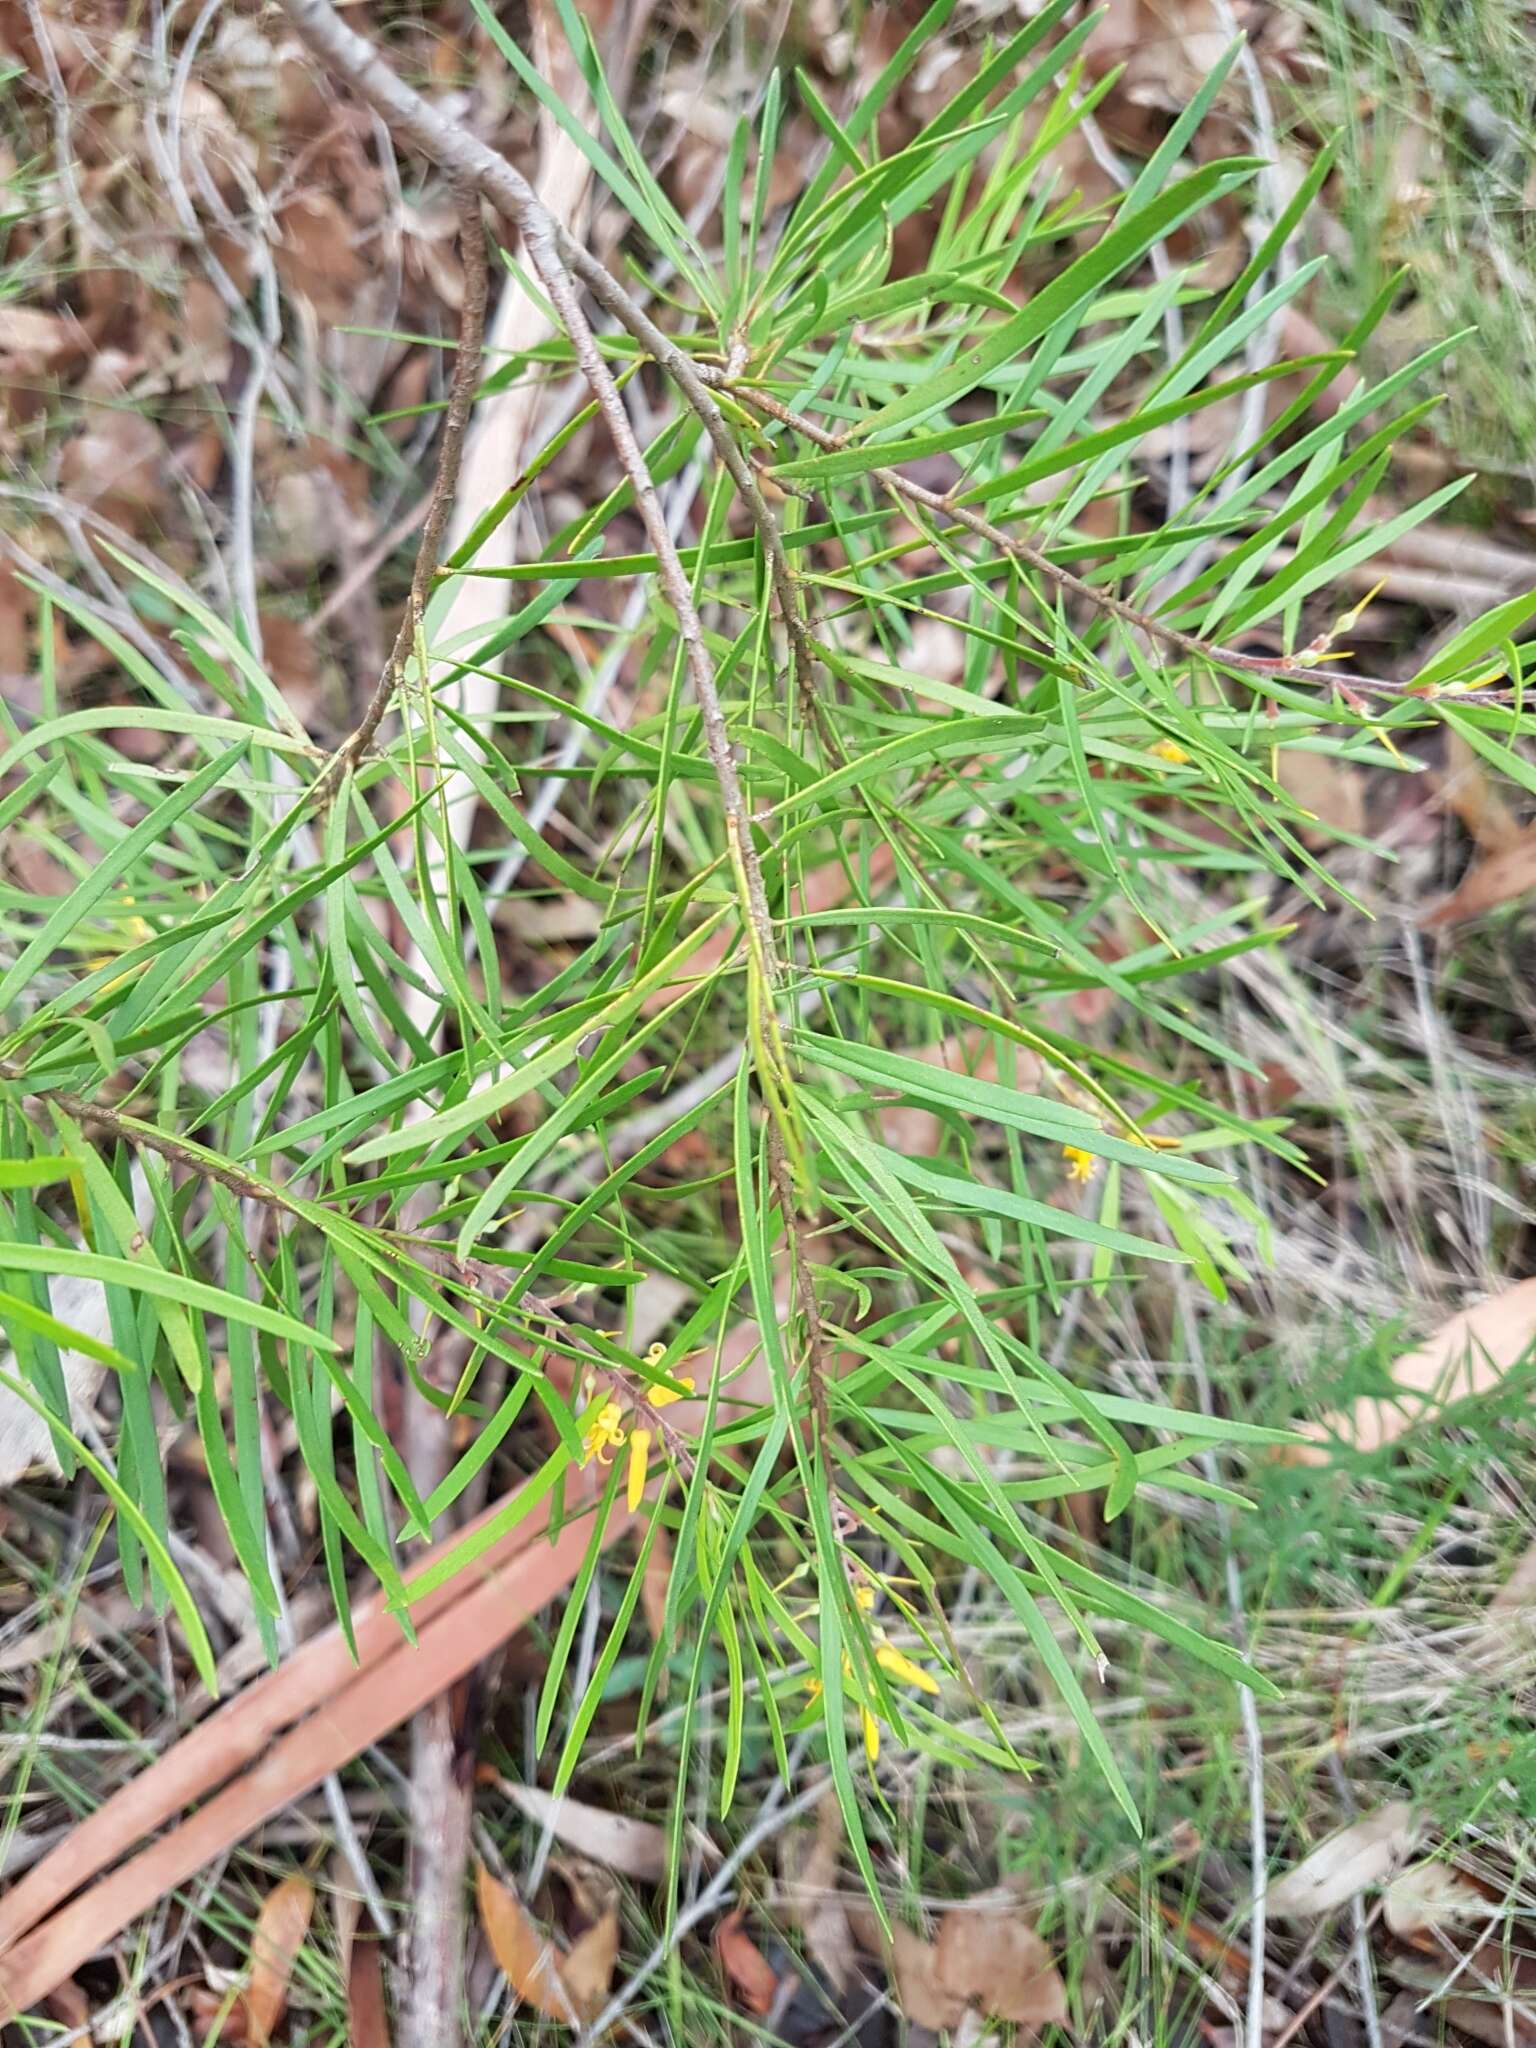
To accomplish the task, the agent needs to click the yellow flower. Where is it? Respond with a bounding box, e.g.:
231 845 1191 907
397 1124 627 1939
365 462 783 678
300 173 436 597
1150 738 1189 765
1062 1144 1097 1183
801 1634 941 1769
854 1583 876 1614
580 1399 627 1467
87 895 155 993
626 1427 652 1511
643 1342 694 1408
875 1643 940 1695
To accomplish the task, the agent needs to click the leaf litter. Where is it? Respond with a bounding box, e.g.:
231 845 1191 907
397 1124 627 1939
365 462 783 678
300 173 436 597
474 1864 618 2029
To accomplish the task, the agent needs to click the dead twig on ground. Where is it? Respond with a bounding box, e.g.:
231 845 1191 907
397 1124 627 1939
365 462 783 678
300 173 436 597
0 1478 628 2021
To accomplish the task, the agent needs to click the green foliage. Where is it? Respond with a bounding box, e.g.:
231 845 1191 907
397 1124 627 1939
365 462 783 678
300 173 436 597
2 1 1534 1862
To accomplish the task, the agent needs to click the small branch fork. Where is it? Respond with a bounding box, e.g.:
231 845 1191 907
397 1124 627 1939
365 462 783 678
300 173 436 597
0 1066 690 1463
276 0 784 980
311 179 490 809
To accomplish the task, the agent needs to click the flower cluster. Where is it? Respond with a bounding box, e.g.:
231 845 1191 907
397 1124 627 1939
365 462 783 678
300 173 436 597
577 1342 695 1510
811 1581 941 1764
1061 1143 1097 1183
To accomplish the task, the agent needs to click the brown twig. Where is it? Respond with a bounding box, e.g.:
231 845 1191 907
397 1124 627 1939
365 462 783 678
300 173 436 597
765 1123 836 1482
1 1071 307 1219
311 180 489 807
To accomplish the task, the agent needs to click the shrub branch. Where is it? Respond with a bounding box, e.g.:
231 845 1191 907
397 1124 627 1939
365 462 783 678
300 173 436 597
314 179 490 804
722 383 1522 708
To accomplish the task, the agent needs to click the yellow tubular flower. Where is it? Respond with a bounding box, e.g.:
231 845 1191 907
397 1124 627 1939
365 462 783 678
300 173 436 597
580 1399 627 1467
642 1342 695 1408
1062 1144 1097 1183
1150 738 1190 765
875 1643 940 1695
861 1706 881 1763
626 1428 651 1511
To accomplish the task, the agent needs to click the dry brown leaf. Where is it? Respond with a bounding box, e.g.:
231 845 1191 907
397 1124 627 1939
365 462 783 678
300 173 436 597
1276 748 1365 846
1087 0 1230 157
0 305 77 360
1280 307 1362 419
1267 1803 1417 1921
714 1908 779 2016
262 436 371 572
474 1866 615 2027
57 409 167 530
1438 1995 1536 2048
275 192 366 324
1384 1860 1490 1944
779 1791 853 1994
244 1874 314 2046
346 1938 390 2048
1439 727 1522 855
1297 1282 1536 1459
881 1920 965 2032
934 1903 1068 2027
476 1864 573 2023
560 1907 619 2023
259 611 326 730
40 1980 89 2032
498 1783 668 1885
1421 825 1536 926
1392 1940 1536 2048
850 1899 1066 2031
176 79 257 192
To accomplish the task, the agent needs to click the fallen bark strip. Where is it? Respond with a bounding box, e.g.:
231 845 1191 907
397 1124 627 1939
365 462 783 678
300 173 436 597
0 1478 630 2019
